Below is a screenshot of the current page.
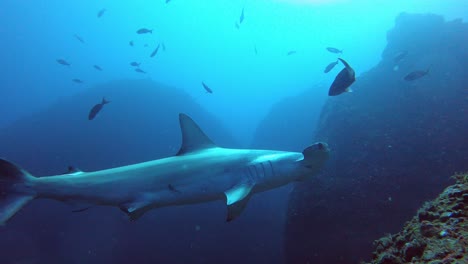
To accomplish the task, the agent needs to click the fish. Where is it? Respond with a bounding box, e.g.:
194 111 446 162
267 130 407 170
162 43 166 51
135 68 146 74
150 44 160 58
56 59 70 66
88 97 110 120
0 113 330 225
144 44 148 47
254 45 258 55
324 60 339 73
201 82 213 94
235 22 240 29
74 34 85 44
166 0 171 3
130 62 140 67
129 41 134 47
326 47 343 54
328 58 356 96
93 65 103 71
137 28 152 34
72 79 84 84
393 50 408 64
287 50 297 56
97 8 106 18
239 8 245 24
404 67 430 81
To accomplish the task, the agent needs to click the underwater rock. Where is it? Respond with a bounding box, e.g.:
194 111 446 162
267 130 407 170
257 13 468 263
366 173 468 263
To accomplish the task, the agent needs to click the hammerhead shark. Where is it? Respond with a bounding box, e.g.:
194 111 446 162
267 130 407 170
0 114 329 225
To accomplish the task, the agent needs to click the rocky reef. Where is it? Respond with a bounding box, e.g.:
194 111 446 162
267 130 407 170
246 13 468 263
368 173 467 264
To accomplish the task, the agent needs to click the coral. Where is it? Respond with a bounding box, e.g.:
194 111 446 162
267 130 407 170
367 173 468 263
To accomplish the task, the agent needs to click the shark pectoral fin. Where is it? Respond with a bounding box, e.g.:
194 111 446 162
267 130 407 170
224 183 254 222
227 194 252 222
119 201 152 221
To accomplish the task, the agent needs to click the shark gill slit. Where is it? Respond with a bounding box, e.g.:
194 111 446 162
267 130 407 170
267 161 275 178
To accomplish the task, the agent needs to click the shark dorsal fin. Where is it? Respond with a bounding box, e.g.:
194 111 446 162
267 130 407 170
176 114 217 155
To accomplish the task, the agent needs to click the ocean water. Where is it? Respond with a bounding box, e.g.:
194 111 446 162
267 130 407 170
0 0 467 263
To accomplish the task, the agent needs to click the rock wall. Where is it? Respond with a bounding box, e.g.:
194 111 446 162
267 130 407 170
284 13 468 263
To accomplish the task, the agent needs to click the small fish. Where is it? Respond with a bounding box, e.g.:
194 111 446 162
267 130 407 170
144 44 148 47
56 59 70 66
93 65 103 71
235 22 240 29
162 42 166 51
88 97 110 120
137 28 152 34
97 8 106 18
393 50 408 64
328 58 355 96
254 45 258 55
129 41 134 47
326 47 343 54
404 67 430 81
166 0 171 3
135 68 146 74
72 79 84 84
74 34 85 44
201 82 213 94
239 8 245 24
287 50 297 56
130 62 140 67
324 60 339 73
150 44 160 58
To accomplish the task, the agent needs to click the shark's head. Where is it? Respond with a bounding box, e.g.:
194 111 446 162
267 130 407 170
298 142 330 179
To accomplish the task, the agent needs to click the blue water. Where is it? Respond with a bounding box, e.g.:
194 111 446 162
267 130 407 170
0 0 466 263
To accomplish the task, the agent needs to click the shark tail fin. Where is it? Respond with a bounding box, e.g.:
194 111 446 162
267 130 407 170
102 97 110 105
0 159 35 225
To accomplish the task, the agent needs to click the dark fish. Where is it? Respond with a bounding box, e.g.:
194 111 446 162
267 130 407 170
239 8 245 24
97 8 106 18
162 42 166 51
88 97 110 120
254 45 258 55
129 41 134 46
137 28 152 34
324 60 339 73
72 79 84 84
93 65 103 71
166 0 171 3
168 184 181 193
201 82 213 94
135 68 146 74
328 58 356 96
144 44 148 47
287 50 297 56
150 44 160 57
393 50 408 64
326 47 343 54
130 62 140 67
404 67 430 81
74 34 85 44
56 59 70 66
